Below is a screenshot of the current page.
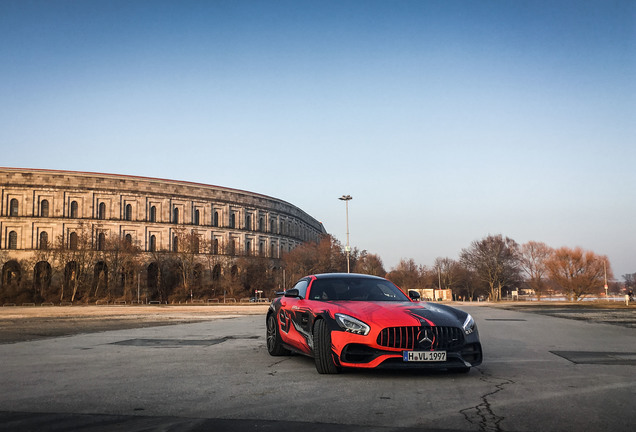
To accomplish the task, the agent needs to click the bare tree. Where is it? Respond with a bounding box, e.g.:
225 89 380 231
201 236 232 299
386 258 427 292
460 234 521 301
282 235 347 285
353 251 386 276
434 257 464 292
519 241 553 301
147 249 176 303
623 273 636 291
546 246 612 301
50 222 97 302
454 267 484 301
98 233 142 301
171 229 204 300
235 255 276 298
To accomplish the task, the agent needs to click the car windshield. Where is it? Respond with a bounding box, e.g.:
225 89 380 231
308 277 410 302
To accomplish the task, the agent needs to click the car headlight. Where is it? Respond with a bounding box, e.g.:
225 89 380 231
335 313 370 336
462 314 476 335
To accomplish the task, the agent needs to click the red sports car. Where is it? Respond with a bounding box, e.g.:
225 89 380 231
266 273 483 374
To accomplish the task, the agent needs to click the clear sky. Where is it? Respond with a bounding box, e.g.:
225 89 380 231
1 1 634 279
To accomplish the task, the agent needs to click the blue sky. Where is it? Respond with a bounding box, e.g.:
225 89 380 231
1 0 635 279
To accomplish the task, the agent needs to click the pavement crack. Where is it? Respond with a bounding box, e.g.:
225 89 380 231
460 368 514 432
267 357 293 372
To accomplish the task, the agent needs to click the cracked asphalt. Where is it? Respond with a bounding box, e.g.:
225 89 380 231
0 304 635 431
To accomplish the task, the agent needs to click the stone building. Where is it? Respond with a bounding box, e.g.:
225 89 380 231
0 167 325 303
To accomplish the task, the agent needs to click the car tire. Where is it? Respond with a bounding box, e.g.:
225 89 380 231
266 313 291 356
313 319 341 374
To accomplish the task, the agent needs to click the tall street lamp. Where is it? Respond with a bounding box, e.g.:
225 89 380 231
339 195 352 273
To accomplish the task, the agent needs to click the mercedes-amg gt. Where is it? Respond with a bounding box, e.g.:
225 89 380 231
266 273 482 374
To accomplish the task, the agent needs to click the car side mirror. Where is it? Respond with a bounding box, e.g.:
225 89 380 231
409 290 421 301
284 288 301 298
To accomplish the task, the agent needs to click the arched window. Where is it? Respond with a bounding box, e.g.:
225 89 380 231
227 239 235 255
192 236 199 253
194 209 200 225
40 200 49 217
70 201 78 218
98 233 106 251
173 207 179 224
39 231 48 249
259 242 264 257
149 206 156 222
230 213 236 229
98 202 106 220
245 240 251 256
173 236 178 252
125 233 132 245
149 235 156 252
259 217 264 232
270 243 275 258
69 232 78 250
9 199 18 216
8 231 18 249
213 211 219 227
245 214 251 230
213 238 219 254
125 204 132 221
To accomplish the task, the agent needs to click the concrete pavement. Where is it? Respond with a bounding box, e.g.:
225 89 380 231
0 305 635 431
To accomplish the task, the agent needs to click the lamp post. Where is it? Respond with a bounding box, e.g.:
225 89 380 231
338 195 352 273
604 260 608 300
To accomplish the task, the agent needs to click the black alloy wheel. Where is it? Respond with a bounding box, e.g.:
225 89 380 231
267 313 291 356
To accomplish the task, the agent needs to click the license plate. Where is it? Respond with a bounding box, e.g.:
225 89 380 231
403 350 447 362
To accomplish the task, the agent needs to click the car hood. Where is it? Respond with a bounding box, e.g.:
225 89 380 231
322 301 466 328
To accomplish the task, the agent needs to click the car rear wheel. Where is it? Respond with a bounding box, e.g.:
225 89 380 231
313 319 341 374
267 313 291 356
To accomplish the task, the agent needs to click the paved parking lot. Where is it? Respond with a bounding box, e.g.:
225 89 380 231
1 304 635 431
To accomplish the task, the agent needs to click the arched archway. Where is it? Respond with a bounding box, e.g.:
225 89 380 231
64 261 79 302
193 264 203 288
33 261 52 299
93 262 108 298
147 262 160 301
212 264 221 281
2 260 22 288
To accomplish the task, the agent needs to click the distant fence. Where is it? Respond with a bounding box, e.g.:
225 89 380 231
3 298 272 308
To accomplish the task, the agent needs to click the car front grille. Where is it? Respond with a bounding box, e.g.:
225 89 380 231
377 326 465 350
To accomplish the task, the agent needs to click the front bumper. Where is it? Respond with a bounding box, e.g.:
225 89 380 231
331 329 482 370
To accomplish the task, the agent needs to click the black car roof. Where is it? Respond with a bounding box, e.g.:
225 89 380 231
310 273 386 280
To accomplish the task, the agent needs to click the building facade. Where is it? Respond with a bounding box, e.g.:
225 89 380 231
0 168 325 302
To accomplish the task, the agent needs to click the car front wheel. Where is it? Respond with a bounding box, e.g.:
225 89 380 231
266 313 291 356
313 319 341 374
